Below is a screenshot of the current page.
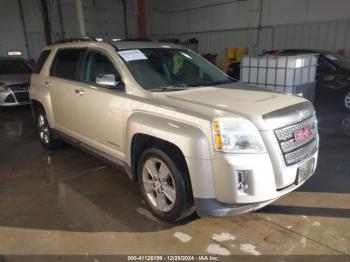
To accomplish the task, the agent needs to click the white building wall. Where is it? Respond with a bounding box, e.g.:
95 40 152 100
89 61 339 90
148 0 350 58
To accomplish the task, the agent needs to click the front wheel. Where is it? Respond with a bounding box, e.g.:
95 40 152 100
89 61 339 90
137 148 194 222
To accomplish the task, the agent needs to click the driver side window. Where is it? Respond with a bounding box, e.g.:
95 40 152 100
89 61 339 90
82 50 120 85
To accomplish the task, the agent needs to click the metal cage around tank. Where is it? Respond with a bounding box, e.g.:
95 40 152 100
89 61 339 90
240 54 319 102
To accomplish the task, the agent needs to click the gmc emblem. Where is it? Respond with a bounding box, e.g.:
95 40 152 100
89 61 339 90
294 126 313 143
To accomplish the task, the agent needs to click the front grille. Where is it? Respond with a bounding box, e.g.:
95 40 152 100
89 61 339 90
284 140 318 165
275 117 315 141
275 117 318 166
7 83 29 92
14 92 29 103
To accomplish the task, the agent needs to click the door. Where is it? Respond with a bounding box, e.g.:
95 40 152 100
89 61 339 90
78 49 125 160
48 48 86 136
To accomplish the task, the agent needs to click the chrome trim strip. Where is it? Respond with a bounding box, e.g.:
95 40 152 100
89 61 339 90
280 135 316 153
263 101 314 130
284 140 318 165
275 117 315 141
274 116 318 166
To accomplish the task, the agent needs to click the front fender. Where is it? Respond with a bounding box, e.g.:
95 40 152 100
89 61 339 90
125 112 212 166
125 112 217 198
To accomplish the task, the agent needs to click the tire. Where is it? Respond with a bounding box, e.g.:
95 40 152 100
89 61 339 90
137 148 194 222
342 89 350 112
35 107 64 149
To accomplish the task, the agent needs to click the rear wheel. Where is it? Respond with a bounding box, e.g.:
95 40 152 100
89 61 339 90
137 148 194 222
35 108 64 149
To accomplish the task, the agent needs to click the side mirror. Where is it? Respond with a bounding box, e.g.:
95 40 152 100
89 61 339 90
96 74 123 89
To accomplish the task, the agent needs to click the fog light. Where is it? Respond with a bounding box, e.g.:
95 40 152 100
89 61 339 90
236 170 251 195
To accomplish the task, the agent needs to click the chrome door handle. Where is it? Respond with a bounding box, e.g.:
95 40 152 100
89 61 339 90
45 80 52 87
74 88 85 96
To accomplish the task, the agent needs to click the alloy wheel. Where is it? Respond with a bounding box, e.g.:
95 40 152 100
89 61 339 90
142 157 176 212
37 114 50 144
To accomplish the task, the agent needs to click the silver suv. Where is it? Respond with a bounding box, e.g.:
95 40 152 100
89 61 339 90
30 39 319 222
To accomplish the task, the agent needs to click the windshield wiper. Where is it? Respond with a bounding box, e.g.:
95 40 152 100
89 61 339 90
148 86 188 92
189 79 236 87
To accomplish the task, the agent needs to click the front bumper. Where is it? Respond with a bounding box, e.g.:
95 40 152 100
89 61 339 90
187 149 318 217
0 90 30 106
195 197 276 217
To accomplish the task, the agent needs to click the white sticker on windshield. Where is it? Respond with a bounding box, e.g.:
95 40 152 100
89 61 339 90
118 49 148 62
325 54 338 61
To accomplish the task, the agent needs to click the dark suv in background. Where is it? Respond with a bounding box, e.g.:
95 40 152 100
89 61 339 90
265 49 350 112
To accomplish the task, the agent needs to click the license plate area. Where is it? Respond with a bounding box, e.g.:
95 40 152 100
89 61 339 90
296 158 315 184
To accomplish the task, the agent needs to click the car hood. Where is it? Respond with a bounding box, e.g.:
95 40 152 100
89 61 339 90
0 74 30 86
155 83 312 130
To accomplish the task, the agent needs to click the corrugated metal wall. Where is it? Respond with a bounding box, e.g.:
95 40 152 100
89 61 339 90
55 0 126 40
149 0 350 59
2 0 350 60
0 0 44 59
152 29 258 60
0 0 138 60
270 20 350 51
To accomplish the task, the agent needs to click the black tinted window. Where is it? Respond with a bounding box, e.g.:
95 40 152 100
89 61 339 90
318 56 332 71
51 49 85 80
0 60 32 75
82 50 119 84
34 50 51 73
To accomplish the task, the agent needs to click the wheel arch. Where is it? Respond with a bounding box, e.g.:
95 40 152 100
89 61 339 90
30 99 44 118
125 112 212 167
125 113 213 197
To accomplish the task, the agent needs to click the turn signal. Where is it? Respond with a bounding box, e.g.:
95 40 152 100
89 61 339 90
214 134 223 150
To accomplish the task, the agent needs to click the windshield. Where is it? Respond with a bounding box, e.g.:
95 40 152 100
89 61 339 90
0 60 32 75
325 54 350 70
118 48 234 91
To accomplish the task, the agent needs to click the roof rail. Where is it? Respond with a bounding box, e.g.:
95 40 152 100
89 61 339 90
114 38 153 42
53 36 97 44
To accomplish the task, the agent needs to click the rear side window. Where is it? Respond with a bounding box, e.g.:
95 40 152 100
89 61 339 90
34 50 51 73
51 49 85 81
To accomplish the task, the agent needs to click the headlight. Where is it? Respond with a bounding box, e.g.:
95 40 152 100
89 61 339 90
212 118 266 153
0 83 8 93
